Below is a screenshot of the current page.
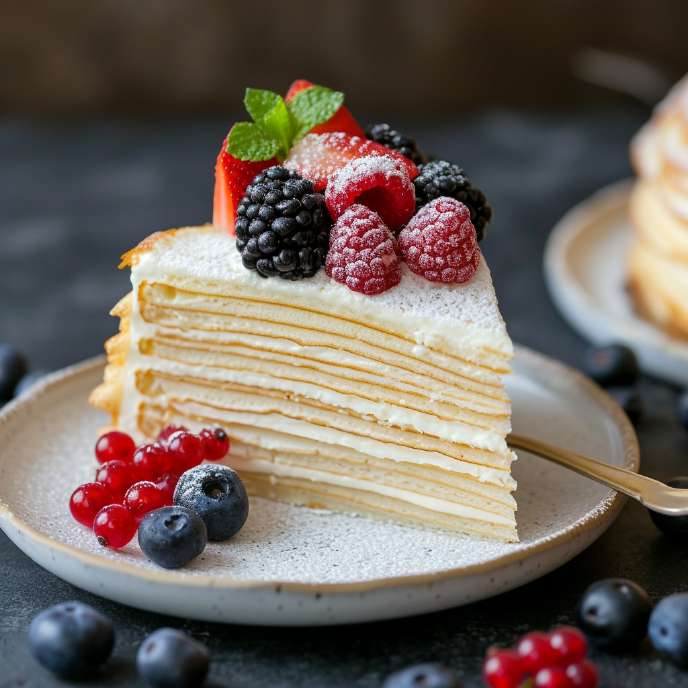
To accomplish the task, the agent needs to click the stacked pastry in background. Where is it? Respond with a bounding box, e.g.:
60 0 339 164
90 226 518 542
629 74 688 339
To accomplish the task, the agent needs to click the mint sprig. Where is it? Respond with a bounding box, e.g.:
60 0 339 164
227 85 345 163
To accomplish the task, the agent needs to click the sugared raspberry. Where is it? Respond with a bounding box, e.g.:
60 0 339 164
123 481 166 523
95 431 135 465
95 460 137 503
132 443 168 482
325 155 415 232
158 424 188 444
69 483 113 528
93 504 137 549
325 205 401 296
396 197 481 283
199 427 230 461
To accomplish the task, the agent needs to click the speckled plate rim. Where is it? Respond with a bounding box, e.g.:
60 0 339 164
544 179 688 370
0 346 638 595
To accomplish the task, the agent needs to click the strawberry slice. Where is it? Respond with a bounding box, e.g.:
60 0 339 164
284 132 419 192
212 129 278 236
285 79 365 138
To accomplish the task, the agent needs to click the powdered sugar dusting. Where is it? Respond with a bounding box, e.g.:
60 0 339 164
328 155 410 198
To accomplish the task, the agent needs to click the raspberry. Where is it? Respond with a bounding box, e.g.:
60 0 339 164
93 504 137 549
69 483 113 528
396 197 480 283
285 133 418 192
326 156 415 232
325 205 401 296
95 431 135 465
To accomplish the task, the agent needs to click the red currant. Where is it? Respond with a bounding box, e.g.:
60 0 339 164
549 627 587 667
132 443 168 481
156 472 179 506
69 482 112 527
199 427 230 461
95 430 136 464
566 662 598 688
95 460 136 503
158 424 188 444
93 504 137 548
517 631 560 674
534 667 573 688
482 650 525 688
167 431 203 472
123 481 166 523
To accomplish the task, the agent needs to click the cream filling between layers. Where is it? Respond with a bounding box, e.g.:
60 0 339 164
227 457 515 526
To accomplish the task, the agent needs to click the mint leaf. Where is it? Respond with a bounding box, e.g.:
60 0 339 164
288 86 345 140
259 98 293 157
227 122 281 162
244 88 282 124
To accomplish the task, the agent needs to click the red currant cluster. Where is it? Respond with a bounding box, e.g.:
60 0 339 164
69 425 230 549
482 627 597 688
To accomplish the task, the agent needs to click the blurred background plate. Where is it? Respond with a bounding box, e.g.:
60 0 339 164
544 179 688 386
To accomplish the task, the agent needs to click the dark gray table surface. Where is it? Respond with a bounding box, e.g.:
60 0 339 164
2 109 688 688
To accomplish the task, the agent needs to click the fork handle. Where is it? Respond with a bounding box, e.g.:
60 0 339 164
508 434 688 516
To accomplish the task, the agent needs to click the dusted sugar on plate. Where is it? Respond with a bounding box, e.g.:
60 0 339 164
90 79 518 542
628 73 688 340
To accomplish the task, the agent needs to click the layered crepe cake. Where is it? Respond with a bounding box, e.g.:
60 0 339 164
90 80 518 542
629 73 688 339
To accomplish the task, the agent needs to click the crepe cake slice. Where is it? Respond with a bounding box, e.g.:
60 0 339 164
90 225 518 542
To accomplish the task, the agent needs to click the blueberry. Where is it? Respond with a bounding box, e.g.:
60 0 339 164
583 344 639 387
137 628 209 688
381 663 463 688
649 477 688 542
173 465 248 540
28 601 114 679
678 391 688 433
576 578 652 652
13 370 50 397
0 344 28 400
138 506 207 569
649 593 688 667
607 386 643 425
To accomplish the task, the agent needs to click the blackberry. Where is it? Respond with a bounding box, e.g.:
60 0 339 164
413 160 493 242
234 166 332 280
365 123 425 166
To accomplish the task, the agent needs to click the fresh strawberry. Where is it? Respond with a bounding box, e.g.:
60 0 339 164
212 129 278 236
284 132 418 191
284 79 365 138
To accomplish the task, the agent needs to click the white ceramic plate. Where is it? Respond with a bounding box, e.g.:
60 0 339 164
545 179 688 386
0 347 637 626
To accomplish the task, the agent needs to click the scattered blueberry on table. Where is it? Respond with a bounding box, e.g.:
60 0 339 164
0 343 28 400
583 344 639 388
649 593 688 668
576 578 653 652
138 506 208 569
173 464 249 541
649 477 688 542
27 601 115 679
381 663 463 688
136 627 210 688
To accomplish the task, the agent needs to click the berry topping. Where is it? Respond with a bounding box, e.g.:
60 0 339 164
0 343 28 400
124 481 167 524
285 132 418 192
132 443 169 482
576 578 652 652
381 663 463 688
235 166 332 280
325 155 415 232
649 476 688 541
325 205 401 295
156 472 180 506
397 197 481 284
95 460 137 503
482 650 525 688
285 79 365 138
136 628 210 688
533 666 572 688
95 430 136 465
199 426 230 461
365 123 426 166
93 504 138 549
565 661 598 688
167 430 205 473
516 631 559 675
28 602 115 679
413 160 493 242
648 592 688 668
69 482 113 528
173 464 249 541
548 627 588 667
582 344 639 388
213 130 279 236
158 424 188 444
138 506 208 570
